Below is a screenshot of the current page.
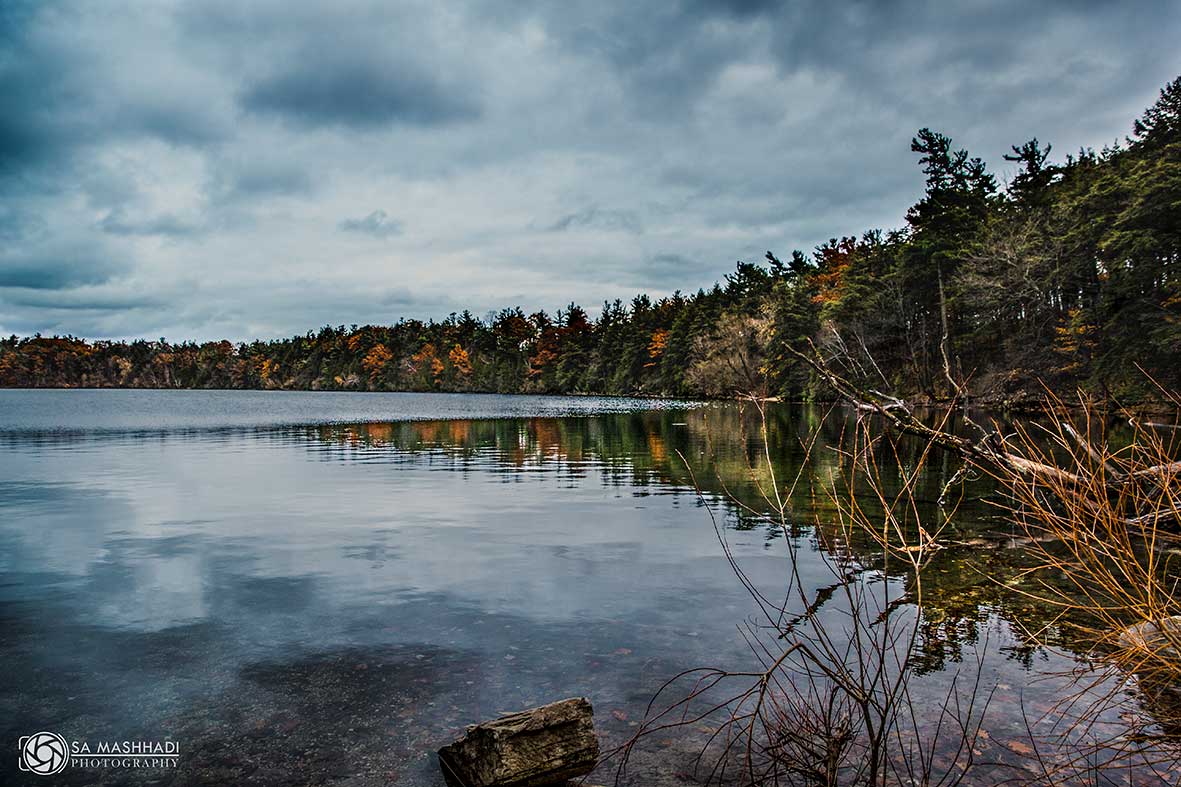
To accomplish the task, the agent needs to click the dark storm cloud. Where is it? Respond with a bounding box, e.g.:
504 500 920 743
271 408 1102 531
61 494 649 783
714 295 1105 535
339 210 402 238
0 291 175 338
0 1 63 169
528 0 1177 286
528 0 1172 196
2 289 164 312
0 247 125 291
0 3 226 176
530 3 758 118
242 57 479 130
182 1 479 130
0 265 84 291
1 0 1178 340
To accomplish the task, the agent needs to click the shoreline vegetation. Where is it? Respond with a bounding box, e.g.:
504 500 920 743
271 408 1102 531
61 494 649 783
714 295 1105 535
612 388 1180 785
3 77 1179 408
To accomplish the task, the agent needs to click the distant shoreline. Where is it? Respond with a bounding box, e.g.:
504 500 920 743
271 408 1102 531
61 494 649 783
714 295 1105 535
2 385 1175 417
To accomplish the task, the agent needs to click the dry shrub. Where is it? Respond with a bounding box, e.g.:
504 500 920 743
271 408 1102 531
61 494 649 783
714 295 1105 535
612 400 992 786
611 383 1181 786
978 393 1181 782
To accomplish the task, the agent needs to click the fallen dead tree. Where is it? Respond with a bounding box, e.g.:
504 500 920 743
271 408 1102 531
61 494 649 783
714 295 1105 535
785 340 1181 780
611 373 1181 784
784 341 1181 535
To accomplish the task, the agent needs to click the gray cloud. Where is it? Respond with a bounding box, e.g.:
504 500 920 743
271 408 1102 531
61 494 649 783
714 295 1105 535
242 57 478 130
546 208 643 234
0 3 227 176
184 1 479 131
209 160 314 202
339 210 402 238
0 245 126 291
638 253 718 289
0 206 48 243
99 210 201 238
1 0 1178 341
2 289 164 312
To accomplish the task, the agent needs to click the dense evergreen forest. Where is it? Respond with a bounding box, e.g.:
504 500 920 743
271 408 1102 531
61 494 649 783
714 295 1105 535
3 78 1179 403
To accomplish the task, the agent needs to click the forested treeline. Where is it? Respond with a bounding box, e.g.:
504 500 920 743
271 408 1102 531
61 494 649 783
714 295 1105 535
3 78 1179 402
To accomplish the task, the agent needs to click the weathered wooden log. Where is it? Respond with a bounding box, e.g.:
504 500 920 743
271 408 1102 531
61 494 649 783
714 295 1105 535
1118 616 1181 733
1118 615 1181 662
438 697 599 787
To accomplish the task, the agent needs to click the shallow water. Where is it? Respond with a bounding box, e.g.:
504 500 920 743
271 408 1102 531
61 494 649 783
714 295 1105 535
0 391 1168 785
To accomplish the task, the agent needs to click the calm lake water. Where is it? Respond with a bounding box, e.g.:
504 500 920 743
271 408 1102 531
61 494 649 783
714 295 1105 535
0 391 1166 786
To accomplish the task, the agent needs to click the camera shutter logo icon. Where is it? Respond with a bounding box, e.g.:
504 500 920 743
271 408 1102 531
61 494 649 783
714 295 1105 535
18 732 69 776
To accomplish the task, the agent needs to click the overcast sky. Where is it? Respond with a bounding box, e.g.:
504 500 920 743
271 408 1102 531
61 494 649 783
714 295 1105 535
2 0 1179 341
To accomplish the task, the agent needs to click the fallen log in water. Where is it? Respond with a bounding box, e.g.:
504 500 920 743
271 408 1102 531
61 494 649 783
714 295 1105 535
1119 616 1181 732
1119 617 1181 672
438 697 600 787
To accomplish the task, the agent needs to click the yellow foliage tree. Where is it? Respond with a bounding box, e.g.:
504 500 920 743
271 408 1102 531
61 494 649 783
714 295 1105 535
645 329 669 368
408 342 445 386
1052 308 1096 375
362 343 393 381
449 344 473 376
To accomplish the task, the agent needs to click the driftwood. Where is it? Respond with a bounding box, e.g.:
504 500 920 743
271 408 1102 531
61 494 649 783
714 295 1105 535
786 342 1075 484
1119 616 1181 730
784 342 1180 531
438 697 599 787
1120 616 1181 663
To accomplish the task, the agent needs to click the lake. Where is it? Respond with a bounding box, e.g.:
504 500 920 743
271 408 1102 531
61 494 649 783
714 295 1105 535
0 391 1166 786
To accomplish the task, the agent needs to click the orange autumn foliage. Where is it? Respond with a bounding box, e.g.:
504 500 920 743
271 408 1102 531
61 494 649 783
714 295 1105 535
645 328 669 368
409 342 436 371
527 346 558 378
361 343 393 380
409 342 445 383
810 262 849 304
808 237 858 307
449 344 473 376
